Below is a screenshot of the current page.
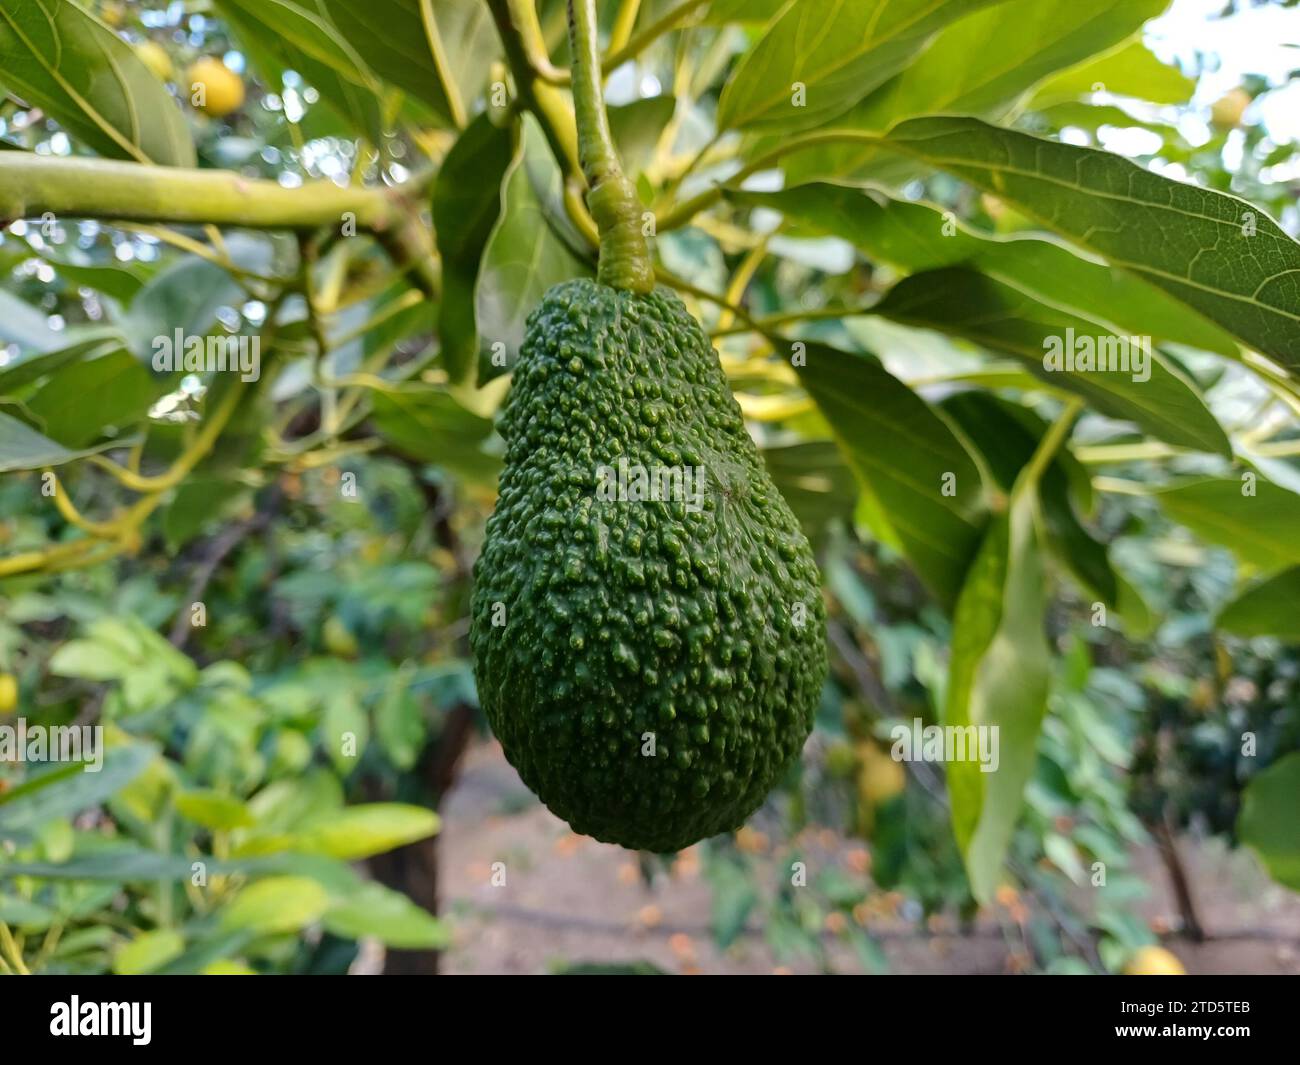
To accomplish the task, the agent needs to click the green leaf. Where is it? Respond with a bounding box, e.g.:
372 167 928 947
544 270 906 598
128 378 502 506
217 0 385 142
323 880 451 948
1217 566 1300 639
0 412 125 473
318 0 495 127
704 0 788 23
220 875 329 935
24 347 163 447
882 116 1300 370
785 0 1166 180
716 0 1001 132
369 384 498 482
294 803 440 861
374 666 425 771
475 116 592 377
0 287 60 352
870 268 1232 456
0 894 57 929
1157 478 1300 571
1238 752 1300 891
35 248 151 304
162 477 250 552
866 0 1167 125
121 252 254 361
113 928 185 975
175 789 255 831
795 342 985 607
433 114 516 384
0 0 194 165
940 391 1120 606
49 639 132 681
1029 39 1195 107
0 850 185 882
736 184 1239 357
0 335 122 393
943 417 1059 902
0 746 153 837
761 440 858 544
320 689 368 774
707 857 758 949
608 96 677 178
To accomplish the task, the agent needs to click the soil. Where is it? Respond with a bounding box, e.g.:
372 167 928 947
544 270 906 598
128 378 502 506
435 739 1300 975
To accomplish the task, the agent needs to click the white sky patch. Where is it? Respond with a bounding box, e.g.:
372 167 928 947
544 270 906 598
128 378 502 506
1146 0 1300 142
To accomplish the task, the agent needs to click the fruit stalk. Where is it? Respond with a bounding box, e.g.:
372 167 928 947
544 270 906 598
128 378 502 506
567 0 654 293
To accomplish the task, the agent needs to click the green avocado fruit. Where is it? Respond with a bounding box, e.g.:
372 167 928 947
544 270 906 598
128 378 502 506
471 278 827 852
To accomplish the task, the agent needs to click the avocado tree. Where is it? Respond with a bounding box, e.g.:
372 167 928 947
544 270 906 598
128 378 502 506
0 0 1297 975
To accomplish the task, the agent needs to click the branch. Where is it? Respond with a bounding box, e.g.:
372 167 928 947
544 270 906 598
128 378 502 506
0 154 391 230
0 154 439 298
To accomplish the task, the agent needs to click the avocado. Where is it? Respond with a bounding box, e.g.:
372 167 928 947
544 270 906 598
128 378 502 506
471 279 826 852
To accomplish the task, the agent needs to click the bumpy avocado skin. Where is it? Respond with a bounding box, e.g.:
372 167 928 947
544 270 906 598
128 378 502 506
471 279 826 852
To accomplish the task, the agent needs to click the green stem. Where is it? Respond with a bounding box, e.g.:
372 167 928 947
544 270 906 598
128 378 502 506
657 130 884 231
1024 399 1083 487
0 154 439 298
0 153 392 230
567 0 654 292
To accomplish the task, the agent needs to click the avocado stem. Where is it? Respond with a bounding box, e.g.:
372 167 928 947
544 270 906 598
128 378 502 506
567 0 655 293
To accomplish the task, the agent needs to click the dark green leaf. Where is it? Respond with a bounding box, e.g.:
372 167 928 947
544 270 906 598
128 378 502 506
319 0 496 127
24 347 163 447
883 116 1300 370
370 384 498 482
475 116 592 378
795 342 985 606
736 184 1239 357
434 114 516 384
870 267 1232 456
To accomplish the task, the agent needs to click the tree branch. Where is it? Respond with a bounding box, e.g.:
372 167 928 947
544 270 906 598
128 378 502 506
0 154 439 298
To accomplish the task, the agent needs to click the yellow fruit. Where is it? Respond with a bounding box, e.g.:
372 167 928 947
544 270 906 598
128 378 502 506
322 615 359 658
1211 88 1251 129
856 742 906 804
1124 945 1186 975
186 58 245 118
0 674 17 715
100 1 125 28
136 41 174 84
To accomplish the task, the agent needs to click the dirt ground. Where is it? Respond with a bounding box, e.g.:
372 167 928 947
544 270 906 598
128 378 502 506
436 739 1300 975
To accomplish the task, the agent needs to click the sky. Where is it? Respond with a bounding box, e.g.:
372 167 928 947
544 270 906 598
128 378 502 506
1148 0 1300 141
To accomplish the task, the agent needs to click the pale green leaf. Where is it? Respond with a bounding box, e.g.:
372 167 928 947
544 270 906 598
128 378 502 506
0 0 194 165
716 0 1001 132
